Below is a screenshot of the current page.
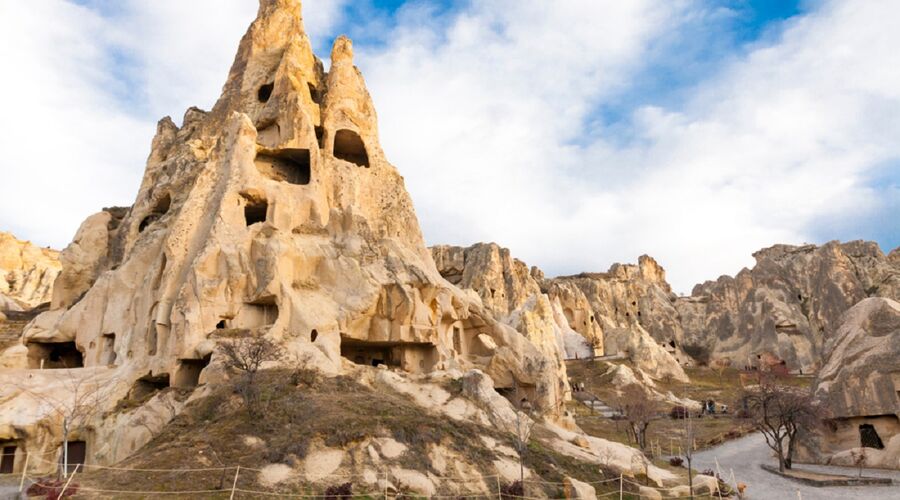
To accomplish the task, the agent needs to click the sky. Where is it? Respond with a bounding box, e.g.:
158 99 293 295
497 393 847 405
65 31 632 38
0 0 898 293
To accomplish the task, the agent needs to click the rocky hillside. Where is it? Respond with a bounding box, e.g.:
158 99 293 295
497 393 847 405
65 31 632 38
0 231 61 311
677 241 900 372
432 243 689 383
436 240 899 376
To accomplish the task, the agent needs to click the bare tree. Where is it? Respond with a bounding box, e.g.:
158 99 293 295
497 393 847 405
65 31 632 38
217 333 285 417
613 384 659 451
739 374 827 472
13 368 115 477
510 377 542 487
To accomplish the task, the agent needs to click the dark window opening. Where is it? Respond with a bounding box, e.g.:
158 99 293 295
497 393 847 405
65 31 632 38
255 149 311 185
244 199 268 226
258 83 274 103
63 441 86 474
0 445 16 474
308 83 321 104
26 342 83 369
173 356 211 389
631 301 636 306
371 359 384 367
333 129 369 167
310 329 318 342
798 294 803 301
669 340 676 348
637 311 641 317
216 320 226 329
625 312 630 317
859 424 885 449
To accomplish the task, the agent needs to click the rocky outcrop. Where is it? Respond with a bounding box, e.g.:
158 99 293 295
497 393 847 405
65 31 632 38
0 231 61 310
677 241 900 372
0 0 565 473
803 297 900 469
431 243 581 395
543 256 689 381
814 297 900 418
431 244 689 382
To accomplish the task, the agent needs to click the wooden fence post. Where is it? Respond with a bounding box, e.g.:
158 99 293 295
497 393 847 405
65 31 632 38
58 463 79 497
19 453 30 492
229 465 240 500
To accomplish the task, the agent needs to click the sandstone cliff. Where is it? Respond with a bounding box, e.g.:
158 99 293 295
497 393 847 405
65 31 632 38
432 243 689 383
677 241 900 372
0 0 566 473
432 243 591 364
0 231 61 310
804 297 900 469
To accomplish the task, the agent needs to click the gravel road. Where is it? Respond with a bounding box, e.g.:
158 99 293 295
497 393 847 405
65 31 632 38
691 433 899 499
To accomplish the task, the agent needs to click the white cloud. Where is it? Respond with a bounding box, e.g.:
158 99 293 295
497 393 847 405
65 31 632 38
359 0 900 292
1 0 898 293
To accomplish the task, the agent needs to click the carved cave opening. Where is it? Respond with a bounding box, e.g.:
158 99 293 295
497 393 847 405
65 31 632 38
129 373 170 402
255 149 311 185
173 355 211 389
26 341 83 369
333 129 369 167
139 193 171 232
340 338 437 373
859 423 885 449
258 82 274 103
244 199 268 226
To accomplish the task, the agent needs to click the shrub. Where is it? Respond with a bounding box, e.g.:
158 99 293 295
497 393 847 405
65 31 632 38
670 406 688 419
324 482 352 499
500 480 524 499
669 456 684 467
27 478 79 499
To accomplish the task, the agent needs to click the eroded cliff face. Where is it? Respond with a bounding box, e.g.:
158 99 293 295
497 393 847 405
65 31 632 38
803 297 900 469
0 232 61 311
431 244 689 383
0 0 565 473
677 241 900 372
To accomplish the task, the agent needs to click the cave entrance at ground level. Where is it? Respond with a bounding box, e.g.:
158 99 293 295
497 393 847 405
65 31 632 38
859 424 885 449
26 341 84 369
62 441 86 474
339 338 437 373
0 444 16 474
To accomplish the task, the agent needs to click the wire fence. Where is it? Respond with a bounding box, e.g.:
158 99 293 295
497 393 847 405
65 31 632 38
2 451 746 499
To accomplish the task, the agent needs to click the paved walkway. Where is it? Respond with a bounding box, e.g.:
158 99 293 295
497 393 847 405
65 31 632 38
692 433 899 499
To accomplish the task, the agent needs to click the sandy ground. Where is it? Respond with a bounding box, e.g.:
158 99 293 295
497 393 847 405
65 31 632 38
692 433 900 499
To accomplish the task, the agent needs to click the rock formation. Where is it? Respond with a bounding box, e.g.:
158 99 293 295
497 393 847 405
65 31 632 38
0 231 61 311
804 297 900 469
677 241 900 372
432 244 689 382
0 0 565 473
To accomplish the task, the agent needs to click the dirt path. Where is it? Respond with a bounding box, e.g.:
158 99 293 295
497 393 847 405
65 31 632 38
692 433 899 499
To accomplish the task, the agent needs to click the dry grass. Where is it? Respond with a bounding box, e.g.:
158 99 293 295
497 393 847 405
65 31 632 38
567 360 813 457
73 368 634 498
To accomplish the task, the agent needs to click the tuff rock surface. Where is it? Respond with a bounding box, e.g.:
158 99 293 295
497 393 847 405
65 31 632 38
0 0 565 473
0 231 61 310
677 241 900 372
803 297 900 469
